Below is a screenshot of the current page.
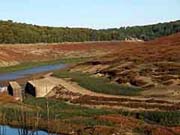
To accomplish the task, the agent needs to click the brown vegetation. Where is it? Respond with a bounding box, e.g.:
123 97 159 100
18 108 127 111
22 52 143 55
71 33 180 99
0 41 124 67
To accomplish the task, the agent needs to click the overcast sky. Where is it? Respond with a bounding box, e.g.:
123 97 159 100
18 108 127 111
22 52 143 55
0 0 180 29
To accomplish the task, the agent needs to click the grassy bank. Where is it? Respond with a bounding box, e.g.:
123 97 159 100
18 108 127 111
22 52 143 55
1 97 180 127
0 96 179 135
54 71 142 96
24 97 114 119
0 57 90 73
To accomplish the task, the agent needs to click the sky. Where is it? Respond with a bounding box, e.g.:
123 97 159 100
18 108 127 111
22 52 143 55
0 0 180 29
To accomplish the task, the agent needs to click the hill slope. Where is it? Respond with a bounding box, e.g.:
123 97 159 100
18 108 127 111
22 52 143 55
71 33 180 99
0 20 180 43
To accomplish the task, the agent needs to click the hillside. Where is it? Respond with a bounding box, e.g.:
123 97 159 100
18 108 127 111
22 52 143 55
0 20 180 43
0 42 125 67
71 33 180 99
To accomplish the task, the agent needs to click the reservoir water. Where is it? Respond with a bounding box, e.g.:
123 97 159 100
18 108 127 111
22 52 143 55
0 64 66 82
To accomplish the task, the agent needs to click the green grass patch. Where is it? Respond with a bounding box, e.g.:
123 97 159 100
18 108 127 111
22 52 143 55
69 118 115 127
54 71 142 96
141 111 180 126
117 110 180 126
57 57 92 64
24 97 114 119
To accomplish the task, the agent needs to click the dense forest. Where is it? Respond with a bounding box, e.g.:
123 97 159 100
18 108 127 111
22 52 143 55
0 20 180 43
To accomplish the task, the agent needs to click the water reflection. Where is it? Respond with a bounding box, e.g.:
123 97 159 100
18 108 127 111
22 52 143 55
0 125 55 135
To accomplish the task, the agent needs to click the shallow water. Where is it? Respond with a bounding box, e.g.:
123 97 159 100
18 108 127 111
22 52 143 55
0 125 55 135
0 64 66 82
